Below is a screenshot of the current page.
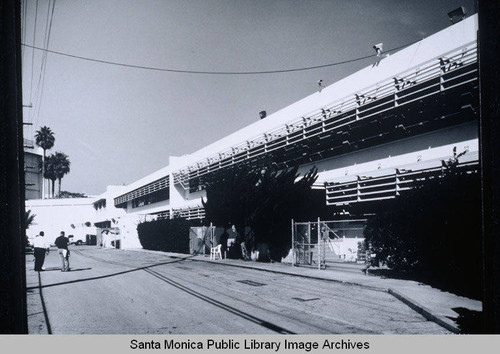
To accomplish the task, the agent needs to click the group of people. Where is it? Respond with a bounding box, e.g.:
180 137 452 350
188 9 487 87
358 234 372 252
217 225 252 261
32 231 71 272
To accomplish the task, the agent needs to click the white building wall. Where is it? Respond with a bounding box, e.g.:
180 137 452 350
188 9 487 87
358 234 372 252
93 16 478 250
124 199 170 215
174 16 477 167
95 185 128 223
299 122 478 182
113 214 145 249
26 198 97 244
26 186 143 248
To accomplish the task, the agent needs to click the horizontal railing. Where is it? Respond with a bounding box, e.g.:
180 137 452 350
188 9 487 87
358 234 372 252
114 176 170 207
173 41 478 187
325 159 478 206
147 206 206 221
172 206 205 220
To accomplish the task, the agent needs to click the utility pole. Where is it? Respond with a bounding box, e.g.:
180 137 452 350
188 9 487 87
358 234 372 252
0 0 27 333
478 0 500 334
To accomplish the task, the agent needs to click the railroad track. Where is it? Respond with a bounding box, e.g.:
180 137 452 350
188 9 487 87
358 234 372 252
72 249 296 334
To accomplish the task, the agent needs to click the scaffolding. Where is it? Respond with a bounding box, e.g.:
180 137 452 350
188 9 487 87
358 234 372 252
189 223 215 255
291 218 367 269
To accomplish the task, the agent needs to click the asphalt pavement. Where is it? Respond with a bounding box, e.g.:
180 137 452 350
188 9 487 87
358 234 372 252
128 248 483 334
25 246 482 334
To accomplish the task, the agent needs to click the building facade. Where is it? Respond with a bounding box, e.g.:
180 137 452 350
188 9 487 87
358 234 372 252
113 15 479 223
26 15 479 249
23 139 43 200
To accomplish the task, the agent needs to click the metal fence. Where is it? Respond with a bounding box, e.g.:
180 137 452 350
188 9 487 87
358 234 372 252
291 218 367 269
189 225 215 255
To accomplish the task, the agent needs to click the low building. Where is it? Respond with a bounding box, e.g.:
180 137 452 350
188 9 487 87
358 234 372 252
25 197 97 245
26 185 145 249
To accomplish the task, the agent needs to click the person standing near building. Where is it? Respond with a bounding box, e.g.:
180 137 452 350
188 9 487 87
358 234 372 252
101 229 107 248
55 231 70 272
219 227 229 259
33 231 49 271
233 225 250 261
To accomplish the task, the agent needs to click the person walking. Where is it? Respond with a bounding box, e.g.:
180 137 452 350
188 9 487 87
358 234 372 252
55 231 70 272
33 231 49 272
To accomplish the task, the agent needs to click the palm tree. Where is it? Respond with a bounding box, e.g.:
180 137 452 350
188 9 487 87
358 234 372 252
24 210 36 229
44 154 57 198
52 151 70 198
34 126 55 199
24 210 36 248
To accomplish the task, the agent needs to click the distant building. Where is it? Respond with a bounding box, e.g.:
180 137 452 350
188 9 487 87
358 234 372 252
26 185 143 249
25 197 97 244
23 139 43 200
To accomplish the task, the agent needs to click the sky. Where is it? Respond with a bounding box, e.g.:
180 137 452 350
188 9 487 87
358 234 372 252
21 0 477 196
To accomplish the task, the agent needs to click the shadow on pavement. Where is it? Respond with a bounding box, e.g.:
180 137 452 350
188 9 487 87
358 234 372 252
36 267 64 272
451 307 484 334
368 268 482 300
65 268 92 272
26 257 189 290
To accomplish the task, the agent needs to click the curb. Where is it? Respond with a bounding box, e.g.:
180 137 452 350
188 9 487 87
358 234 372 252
387 289 460 334
176 255 386 292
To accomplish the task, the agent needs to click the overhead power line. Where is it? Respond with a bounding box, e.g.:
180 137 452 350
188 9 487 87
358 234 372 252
21 40 420 75
33 0 56 130
29 0 39 119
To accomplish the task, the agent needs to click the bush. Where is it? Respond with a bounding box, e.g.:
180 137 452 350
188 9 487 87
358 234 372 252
138 218 191 253
363 163 482 299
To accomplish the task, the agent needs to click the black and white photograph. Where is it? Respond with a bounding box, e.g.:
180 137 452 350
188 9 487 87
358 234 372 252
1 0 499 345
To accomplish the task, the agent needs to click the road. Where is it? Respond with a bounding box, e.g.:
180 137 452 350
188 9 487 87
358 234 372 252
26 246 449 334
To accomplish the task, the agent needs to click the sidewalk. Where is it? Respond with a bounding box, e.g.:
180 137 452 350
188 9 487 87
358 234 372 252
128 248 482 334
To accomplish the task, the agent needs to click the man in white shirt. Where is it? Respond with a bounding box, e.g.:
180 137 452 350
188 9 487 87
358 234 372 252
33 231 49 271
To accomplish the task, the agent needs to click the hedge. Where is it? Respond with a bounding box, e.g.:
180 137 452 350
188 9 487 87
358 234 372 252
137 218 190 253
363 166 482 299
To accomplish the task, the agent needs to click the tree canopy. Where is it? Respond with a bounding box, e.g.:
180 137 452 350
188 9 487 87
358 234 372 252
53 151 71 197
35 126 55 199
58 191 87 198
41 152 71 198
202 162 318 261
34 126 55 153
42 155 57 198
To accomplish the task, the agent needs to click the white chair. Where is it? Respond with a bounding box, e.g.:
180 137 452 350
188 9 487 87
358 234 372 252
210 244 222 260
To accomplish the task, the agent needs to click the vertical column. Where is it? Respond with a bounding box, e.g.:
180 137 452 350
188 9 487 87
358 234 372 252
0 0 27 333
291 219 294 267
169 156 186 219
479 0 500 334
317 217 321 270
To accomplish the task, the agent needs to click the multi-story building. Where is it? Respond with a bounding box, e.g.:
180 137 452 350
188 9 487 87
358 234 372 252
26 14 480 250
113 14 479 224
